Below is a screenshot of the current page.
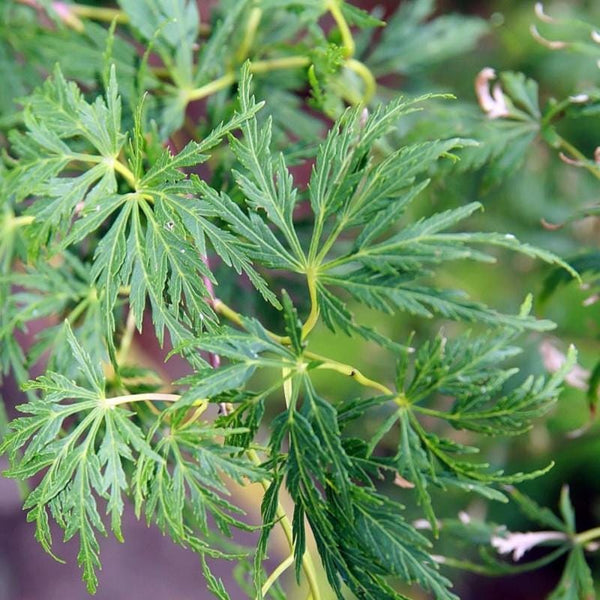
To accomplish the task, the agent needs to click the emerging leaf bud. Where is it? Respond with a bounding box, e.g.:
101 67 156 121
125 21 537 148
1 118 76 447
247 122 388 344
534 2 557 24
475 68 509 119
530 24 568 49
359 107 369 129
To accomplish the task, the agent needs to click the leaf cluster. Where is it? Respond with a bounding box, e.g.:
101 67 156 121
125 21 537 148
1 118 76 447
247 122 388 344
0 1 589 599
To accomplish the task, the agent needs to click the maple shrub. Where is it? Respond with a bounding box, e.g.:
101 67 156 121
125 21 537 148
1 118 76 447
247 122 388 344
1 1 600 599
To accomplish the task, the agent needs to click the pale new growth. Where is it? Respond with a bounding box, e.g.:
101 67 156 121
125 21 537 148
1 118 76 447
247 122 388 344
534 3 556 24
393 473 415 489
569 94 589 103
359 107 369 129
530 25 567 50
52 2 84 31
491 530 566 561
539 340 589 391
475 68 509 119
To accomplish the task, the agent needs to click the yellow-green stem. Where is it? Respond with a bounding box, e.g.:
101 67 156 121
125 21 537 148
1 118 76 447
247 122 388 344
327 0 355 58
9 215 35 228
247 449 322 600
186 56 311 103
112 157 138 188
116 309 137 365
261 553 295 596
213 298 244 328
103 393 180 408
69 4 129 24
236 5 263 63
575 526 600 546
345 58 377 105
213 298 393 398
305 351 393 396
213 298 290 344
301 272 320 339
250 55 311 74
185 72 237 102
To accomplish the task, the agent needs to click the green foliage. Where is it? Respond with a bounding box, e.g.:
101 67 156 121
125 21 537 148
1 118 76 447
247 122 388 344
365 0 488 77
0 1 597 599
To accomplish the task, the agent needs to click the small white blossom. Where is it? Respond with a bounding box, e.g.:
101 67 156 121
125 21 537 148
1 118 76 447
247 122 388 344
491 530 566 561
569 94 590 103
458 511 471 524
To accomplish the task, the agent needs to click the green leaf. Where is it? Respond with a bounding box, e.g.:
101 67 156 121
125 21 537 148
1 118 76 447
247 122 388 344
230 64 306 267
507 487 569 533
559 485 576 534
202 556 233 600
404 331 569 436
352 491 456 600
9 64 275 357
177 320 296 406
549 547 595 600
281 290 303 356
118 0 199 86
366 0 488 77
0 322 155 593
135 411 265 555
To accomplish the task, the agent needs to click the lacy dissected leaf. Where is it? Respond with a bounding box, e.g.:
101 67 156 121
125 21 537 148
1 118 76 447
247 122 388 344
267 375 455 599
305 99 572 336
339 331 574 529
118 0 199 87
176 316 297 407
549 546 595 600
7 64 122 252
349 489 456 600
307 96 445 244
8 64 275 355
365 0 488 77
0 323 155 593
0 252 106 380
393 410 552 530
403 331 576 436
134 406 265 556
199 69 306 273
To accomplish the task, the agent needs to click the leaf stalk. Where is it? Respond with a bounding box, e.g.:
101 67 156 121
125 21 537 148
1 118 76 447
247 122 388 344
327 0 355 58
247 449 322 600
